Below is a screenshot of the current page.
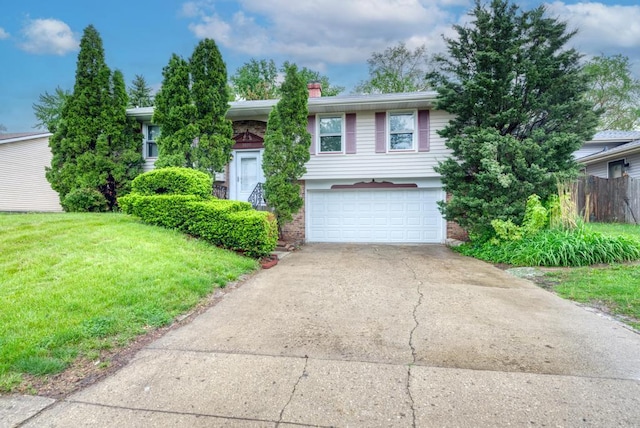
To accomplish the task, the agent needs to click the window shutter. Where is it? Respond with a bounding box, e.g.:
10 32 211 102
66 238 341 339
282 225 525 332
345 113 356 154
417 110 430 152
307 115 316 155
375 112 386 153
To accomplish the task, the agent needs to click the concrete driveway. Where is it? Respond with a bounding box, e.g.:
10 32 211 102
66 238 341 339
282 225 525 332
11 244 640 427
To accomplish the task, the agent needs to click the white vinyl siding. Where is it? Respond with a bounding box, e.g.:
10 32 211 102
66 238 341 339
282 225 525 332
585 152 640 179
303 110 453 180
0 136 62 212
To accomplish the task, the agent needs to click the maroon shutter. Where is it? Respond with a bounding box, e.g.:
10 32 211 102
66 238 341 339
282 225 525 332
417 109 430 152
375 112 386 153
307 115 316 155
345 113 356 154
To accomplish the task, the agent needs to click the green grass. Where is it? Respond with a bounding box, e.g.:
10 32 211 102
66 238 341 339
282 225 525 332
0 213 257 392
542 222 640 330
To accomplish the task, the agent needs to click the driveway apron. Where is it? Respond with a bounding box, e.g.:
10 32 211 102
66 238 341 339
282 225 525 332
17 244 640 427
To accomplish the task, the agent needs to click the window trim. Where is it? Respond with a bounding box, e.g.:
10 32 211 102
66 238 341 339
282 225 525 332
316 114 345 154
608 159 625 178
387 110 417 152
145 124 159 159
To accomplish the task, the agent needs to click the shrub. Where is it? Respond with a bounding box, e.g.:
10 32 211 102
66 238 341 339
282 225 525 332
130 167 212 198
226 210 278 258
61 188 108 212
118 194 200 229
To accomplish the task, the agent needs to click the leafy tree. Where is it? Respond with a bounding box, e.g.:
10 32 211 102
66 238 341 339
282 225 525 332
189 38 234 174
583 54 640 130
262 64 311 228
152 54 197 168
355 42 431 94
0 124 6 133
429 0 598 238
230 59 344 100
231 58 279 100
46 25 143 211
32 86 71 132
128 74 154 108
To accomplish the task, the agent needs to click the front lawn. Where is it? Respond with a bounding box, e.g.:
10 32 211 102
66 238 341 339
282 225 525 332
542 222 640 330
0 213 257 393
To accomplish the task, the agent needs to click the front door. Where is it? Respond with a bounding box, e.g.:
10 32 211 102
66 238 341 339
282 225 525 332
235 151 264 202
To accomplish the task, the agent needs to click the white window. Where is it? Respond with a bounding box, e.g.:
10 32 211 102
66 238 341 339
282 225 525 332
146 125 160 158
389 112 415 151
318 115 343 153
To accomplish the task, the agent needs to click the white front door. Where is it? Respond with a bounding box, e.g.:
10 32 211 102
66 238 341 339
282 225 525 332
234 151 264 202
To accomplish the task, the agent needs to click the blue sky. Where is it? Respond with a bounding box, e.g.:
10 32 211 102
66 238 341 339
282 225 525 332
1 0 639 132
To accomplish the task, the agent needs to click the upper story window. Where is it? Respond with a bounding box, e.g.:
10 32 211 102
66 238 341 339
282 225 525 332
608 159 625 178
318 116 343 153
389 112 415 151
146 125 160 158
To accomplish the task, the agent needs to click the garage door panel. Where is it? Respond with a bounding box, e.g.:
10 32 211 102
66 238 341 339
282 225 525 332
307 189 444 243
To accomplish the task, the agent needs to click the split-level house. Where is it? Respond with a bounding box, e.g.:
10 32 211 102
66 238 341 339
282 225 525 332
128 85 459 243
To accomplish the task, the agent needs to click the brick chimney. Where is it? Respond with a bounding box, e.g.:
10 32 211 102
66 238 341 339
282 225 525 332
307 82 322 98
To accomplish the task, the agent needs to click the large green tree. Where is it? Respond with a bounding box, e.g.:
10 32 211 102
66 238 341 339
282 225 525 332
32 86 71 132
128 74 154 108
355 42 431 94
47 25 143 211
190 38 234 174
583 54 640 131
262 64 311 228
153 39 233 175
429 0 598 237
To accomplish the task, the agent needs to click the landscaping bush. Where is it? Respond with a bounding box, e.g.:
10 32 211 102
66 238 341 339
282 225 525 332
119 194 200 229
457 225 640 267
130 167 213 198
61 188 108 212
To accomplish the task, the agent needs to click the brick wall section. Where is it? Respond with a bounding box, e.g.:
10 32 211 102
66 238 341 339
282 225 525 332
280 180 306 243
445 192 469 241
232 120 267 137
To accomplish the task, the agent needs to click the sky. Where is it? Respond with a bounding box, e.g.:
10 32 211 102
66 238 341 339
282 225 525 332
1 0 639 132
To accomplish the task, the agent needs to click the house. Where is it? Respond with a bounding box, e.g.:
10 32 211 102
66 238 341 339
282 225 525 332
127 86 458 244
575 130 640 179
0 132 61 212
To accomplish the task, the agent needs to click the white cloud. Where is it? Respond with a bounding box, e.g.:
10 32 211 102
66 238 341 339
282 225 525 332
19 18 79 55
182 0 455 65
0 27 9 40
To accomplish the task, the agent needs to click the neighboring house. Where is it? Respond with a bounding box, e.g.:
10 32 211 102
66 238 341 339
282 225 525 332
575 130 640 179
0 132 62 212
127 88 457 244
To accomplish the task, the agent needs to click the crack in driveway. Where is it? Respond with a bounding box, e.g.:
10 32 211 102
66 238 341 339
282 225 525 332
276 355 309 427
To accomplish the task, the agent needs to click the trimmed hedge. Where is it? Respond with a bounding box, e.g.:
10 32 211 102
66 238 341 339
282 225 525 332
118 168 277 258
131 167 213 198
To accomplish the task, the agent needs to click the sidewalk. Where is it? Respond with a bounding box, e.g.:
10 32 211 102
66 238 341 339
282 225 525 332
3 244 640 427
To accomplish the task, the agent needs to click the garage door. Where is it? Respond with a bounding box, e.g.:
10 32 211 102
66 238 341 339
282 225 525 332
307 188 444 243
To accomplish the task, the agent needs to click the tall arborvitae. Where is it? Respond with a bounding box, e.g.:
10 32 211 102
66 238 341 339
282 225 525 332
47 25 143 211
429 0 598 237
189 38 234 174
152 54 197 168
262 64 311 228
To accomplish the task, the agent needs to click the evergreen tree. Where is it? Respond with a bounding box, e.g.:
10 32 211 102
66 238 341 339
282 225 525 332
152 54 197 168
262 64 311 227
128 74 154 108
190 38 234 174
429 0 598 237
47 25 143 211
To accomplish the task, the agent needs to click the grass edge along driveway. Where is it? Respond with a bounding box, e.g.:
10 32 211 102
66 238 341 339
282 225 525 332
0 213 257 393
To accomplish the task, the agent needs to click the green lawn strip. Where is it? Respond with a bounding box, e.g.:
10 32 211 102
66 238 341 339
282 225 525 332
588 222 640 240
0 213 257 392
545 264 640 330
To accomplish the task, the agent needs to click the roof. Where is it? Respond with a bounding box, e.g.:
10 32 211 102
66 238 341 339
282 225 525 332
577 139 640 164
587 130 640 143
126 91 440 122
0 132 52 145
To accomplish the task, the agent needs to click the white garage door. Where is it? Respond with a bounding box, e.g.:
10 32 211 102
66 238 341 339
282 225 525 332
307 188 444 243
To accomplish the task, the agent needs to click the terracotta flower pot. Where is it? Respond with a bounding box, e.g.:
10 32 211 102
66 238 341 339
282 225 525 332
260 254 278 269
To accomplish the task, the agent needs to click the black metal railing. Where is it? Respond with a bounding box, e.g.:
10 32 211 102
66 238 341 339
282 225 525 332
248 182 267 209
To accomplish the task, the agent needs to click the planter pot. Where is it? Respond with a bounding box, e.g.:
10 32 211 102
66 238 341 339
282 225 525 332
260 254 279 269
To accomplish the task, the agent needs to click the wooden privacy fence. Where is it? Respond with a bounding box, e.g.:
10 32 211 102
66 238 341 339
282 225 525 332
575 176 640 224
